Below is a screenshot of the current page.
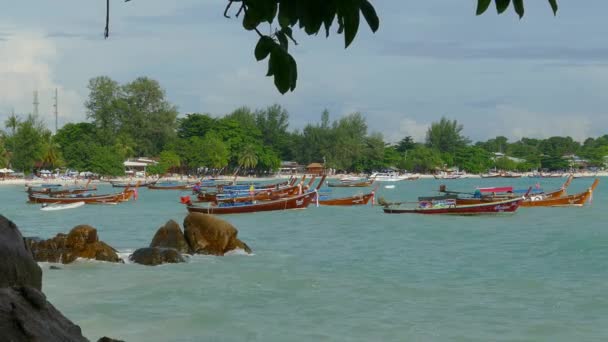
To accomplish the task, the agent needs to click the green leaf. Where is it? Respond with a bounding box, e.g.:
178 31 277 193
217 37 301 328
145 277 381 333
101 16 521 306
243 6 262 30
495 0 511 14
322 3 336 38
288 54 298 91
254 36 274 61
513 0 524 18
360 0 379 32
266 50 276 77
282 27 298 45
276 31 289 50
342 2 360 48
278 0 290 28
272 50 291 94
548 0 558 15
476 0 492 15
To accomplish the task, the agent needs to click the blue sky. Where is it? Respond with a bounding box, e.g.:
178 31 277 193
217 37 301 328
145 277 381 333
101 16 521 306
1 0 607 143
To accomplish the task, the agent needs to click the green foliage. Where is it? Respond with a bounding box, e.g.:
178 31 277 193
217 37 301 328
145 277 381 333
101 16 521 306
11 115 49 173
476 0 558 18
237 0 380 93
86 76 178 156
425 117 470 153
54 123 98 171
402 146 444 173
454 146 492 174
0 138 8 168
238 144 259 170
201 133 230 169
88 145 125 176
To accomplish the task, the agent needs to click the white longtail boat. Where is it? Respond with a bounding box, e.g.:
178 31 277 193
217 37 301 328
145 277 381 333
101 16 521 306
40 201 86 211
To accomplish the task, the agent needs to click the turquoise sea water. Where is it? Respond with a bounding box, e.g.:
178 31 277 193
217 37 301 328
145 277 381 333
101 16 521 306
1 177 607 341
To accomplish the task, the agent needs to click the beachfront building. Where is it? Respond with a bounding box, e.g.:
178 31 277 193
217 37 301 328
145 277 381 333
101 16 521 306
278 161 305 175
306 162 325 176
492 152 526 163
124 158 158 176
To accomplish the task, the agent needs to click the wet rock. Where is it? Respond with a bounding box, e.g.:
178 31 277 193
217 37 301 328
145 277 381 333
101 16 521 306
149 219 190 253
129 247 186 266
183 213 252 256
97 337 125 342
49 265 62 270
0 215 89 341
29 225 123 264
0 215 42 290
0 287 88 341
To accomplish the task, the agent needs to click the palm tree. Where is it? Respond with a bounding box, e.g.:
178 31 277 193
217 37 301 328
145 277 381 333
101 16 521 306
238 145 258 172
0 139 8 168
4 112 21 136
41 137 62 169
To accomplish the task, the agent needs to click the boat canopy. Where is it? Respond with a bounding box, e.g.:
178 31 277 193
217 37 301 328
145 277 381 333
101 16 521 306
476 186 513 193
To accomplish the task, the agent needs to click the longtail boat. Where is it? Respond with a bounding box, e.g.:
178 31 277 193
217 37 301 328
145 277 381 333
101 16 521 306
110 180 157 188
382 197 523 215
148 182 194 190
327 178 374 188
185 190 318 215
438 175 573 205
318 192 375 206
28 185 136 204
521 178 599 207
215 176 324 204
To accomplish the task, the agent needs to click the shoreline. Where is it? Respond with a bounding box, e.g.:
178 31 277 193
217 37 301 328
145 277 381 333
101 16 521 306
1 171 606 186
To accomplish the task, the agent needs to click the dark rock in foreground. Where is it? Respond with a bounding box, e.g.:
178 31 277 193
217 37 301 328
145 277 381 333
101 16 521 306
149 219 190 253
97 337 125 342
0 216 42 290
28 225 123 264
183 213 252 256
130 247 186 266
0 215 90 341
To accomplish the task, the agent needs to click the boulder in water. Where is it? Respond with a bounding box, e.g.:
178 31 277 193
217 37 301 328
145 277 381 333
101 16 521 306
149 219 190 253
0 215 42 290
0 215 90 341
28 224 123 264
183 213 252 256
129 247 186 266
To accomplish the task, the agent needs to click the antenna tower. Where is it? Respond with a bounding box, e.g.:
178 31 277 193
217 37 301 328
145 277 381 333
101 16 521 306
33 90 39 116
53 88 58 133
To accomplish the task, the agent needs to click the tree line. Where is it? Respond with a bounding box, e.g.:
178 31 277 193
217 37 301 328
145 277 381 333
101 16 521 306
1 76 606 176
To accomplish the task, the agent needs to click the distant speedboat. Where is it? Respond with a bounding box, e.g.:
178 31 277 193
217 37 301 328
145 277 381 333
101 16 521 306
40 201 86 211
369 172 411 182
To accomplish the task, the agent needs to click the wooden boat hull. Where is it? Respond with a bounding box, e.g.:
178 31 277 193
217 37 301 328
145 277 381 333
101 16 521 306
111 181 156 188
187 191 317 214
521 178 599 207
148 184 193 190
383 198 523 215
319 192 374 206
27 187 97 196
327 181 373 188
29 193 122 204
41 201 86 211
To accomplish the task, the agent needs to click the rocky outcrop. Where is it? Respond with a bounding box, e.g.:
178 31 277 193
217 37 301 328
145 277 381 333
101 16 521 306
149 219 190 253
0 215 89 341
0 216 42 290
183 213 252 256
97 337 125 342
129 247 186 266
29 225 123 264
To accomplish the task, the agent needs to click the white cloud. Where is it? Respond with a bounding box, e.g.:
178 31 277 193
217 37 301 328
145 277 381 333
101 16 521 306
0 30 83 131
493 105 594 142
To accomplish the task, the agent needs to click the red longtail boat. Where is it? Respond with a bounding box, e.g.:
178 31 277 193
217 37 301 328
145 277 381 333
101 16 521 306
383 197 523 215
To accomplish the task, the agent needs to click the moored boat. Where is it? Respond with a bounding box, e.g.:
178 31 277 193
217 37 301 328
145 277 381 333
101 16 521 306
520 178 599 207
185 190 318 214
318 191 375 206
40 201 86 211
382 197 523 215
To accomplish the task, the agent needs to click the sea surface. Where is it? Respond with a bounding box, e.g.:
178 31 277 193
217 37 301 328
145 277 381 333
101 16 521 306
1 177 607 341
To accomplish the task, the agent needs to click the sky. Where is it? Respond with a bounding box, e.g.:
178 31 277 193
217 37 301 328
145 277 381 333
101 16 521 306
1 1 608 144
